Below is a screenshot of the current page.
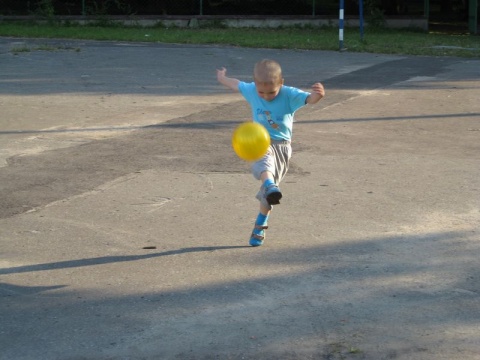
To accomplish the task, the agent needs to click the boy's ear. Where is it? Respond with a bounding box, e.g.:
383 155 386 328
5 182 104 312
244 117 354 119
281 78 285 85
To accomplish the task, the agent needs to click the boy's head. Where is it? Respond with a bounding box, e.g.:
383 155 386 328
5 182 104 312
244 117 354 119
254 59 284 102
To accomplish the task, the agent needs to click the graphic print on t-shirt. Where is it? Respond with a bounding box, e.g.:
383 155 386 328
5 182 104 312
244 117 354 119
257 109 279 130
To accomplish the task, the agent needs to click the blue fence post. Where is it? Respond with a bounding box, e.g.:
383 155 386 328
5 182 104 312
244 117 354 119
339 0 345 50
199 0 203 15
359 0 364 41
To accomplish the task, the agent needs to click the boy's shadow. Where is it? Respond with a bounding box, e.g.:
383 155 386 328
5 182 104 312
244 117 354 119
0 246 250 275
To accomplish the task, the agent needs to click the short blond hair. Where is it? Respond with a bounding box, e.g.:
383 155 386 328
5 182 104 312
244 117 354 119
254 59 283 84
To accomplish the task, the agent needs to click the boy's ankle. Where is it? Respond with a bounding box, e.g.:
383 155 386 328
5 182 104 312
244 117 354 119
263 178 275 188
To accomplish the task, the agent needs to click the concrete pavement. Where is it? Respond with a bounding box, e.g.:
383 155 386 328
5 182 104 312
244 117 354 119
0 38 479 359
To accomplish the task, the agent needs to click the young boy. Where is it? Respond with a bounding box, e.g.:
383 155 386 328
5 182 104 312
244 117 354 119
217 59 325 246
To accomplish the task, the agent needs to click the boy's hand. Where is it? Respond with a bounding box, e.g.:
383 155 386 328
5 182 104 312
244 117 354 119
216 67 227 81
311 82 325 98
216 67 240 92
307 82 325 104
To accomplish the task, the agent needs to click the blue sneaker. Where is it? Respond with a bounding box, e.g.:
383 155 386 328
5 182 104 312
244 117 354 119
265 184 282 205
249 224 268 247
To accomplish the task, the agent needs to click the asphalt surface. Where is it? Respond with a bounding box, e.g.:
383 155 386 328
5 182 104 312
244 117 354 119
0 37 479 360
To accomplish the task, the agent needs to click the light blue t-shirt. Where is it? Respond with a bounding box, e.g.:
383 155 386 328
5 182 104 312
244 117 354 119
238 81 310 141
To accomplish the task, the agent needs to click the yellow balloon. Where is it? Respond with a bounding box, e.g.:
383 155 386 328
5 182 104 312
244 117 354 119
232 122 270 161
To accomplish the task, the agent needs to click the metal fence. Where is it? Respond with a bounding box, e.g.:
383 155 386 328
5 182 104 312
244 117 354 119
1 0 329 16
0 0 427 17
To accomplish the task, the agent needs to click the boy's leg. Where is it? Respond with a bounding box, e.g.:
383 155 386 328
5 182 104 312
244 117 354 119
249 142 291 246
260 171 282 205
249 205 270 247
250 173 274 247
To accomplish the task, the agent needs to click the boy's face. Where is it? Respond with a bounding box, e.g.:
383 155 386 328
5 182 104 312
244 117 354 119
255 79 284 102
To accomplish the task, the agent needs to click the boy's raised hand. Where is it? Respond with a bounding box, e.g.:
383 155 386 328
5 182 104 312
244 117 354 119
307 82 325 104
216 67 227 80
312 82 325 97
216 67 240 92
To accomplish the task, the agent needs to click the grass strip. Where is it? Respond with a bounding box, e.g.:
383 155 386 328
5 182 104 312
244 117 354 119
0 22 479 57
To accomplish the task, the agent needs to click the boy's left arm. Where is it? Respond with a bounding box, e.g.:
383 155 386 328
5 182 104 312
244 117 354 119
306 82 325 104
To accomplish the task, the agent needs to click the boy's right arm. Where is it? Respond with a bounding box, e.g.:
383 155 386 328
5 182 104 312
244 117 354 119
216 67 240 92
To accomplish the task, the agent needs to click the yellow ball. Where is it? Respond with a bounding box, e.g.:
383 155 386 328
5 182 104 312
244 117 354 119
232 122 270 161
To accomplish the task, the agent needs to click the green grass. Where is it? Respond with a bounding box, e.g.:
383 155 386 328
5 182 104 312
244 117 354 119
1 21 479 57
